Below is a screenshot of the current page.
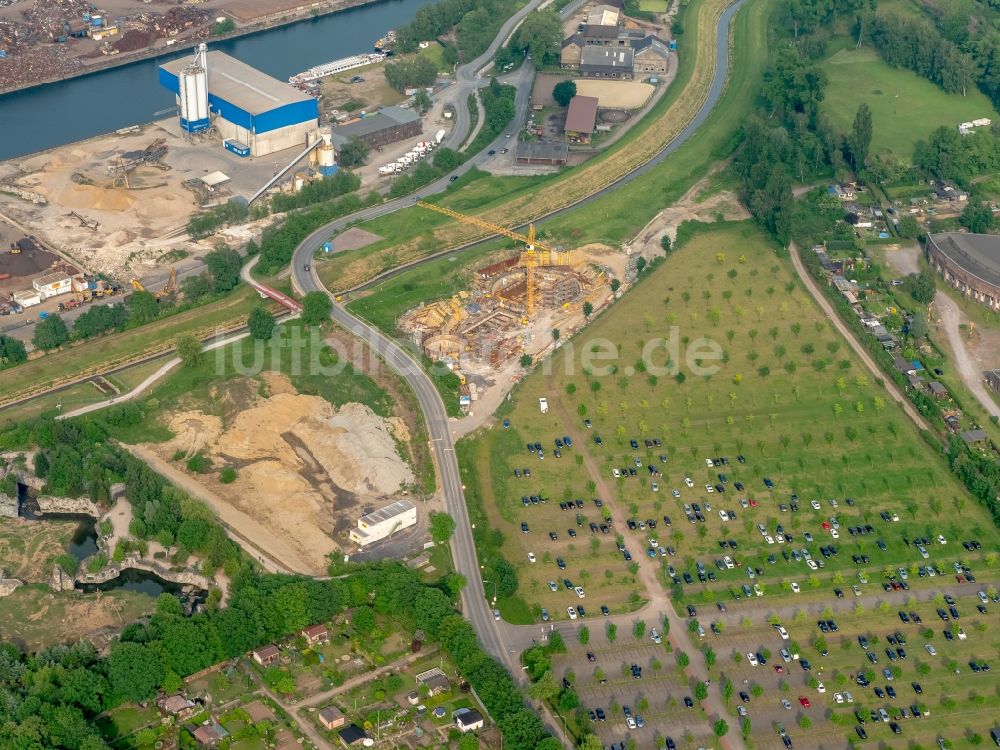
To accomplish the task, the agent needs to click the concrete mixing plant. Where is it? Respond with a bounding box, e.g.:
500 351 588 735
178 43 210 133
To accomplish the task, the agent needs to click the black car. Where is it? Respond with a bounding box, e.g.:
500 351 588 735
595 708 606 721
889 722 901 735
556 558 566 569
687 605 697 617
683 696 694 708
587 652 596 662
449 175 459 182
601 605 610 616
520 522 529 533
683 572 693 584
487 149 496 155
936 608 949 621
855 726 867 740
911 681 922 694
782 736 792 749
800 659 811 671
739 691 750 703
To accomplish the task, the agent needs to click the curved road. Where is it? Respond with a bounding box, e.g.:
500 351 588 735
292 1 750 746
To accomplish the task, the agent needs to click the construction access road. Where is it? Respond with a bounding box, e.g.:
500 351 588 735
291 2 749 747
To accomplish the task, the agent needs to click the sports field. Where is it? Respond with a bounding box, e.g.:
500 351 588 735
821 47 999 163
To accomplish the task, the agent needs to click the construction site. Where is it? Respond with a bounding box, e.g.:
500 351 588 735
397 203 621 407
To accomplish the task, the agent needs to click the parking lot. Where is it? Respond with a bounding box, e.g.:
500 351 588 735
476 226 1000 748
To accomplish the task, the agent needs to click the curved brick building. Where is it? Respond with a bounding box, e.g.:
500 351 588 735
926 233 1000 311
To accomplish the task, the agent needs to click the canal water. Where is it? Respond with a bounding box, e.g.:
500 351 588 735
0 0 434 161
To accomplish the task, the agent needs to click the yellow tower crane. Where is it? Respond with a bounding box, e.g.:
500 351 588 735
415 201 573 318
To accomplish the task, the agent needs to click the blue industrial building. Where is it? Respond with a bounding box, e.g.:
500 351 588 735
159 48 318 157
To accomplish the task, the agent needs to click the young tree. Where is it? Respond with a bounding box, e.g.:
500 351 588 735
338 136 370 167
849 103 873 170
583 301 593 317
552 80 577 106
248 307 276 340
301 291 332 325
961 200 995 234
429 511 456 544
0 333 28 367
176 334 203 368
32 314 70 351
204 245 242 293
412 89 432 114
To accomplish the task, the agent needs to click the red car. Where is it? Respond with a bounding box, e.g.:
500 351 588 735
749 498 758 507
799 696 811 708
821 521 831 530
774 665 784 674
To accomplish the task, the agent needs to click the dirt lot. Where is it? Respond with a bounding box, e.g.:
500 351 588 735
152 373 415 573
0 584 155 652
318 63 405 119
629 172 751 256
330 227 383 253
0 120 295 282
0 241 77 299
0 517 77 582
532 72 572 109
573 79 655 110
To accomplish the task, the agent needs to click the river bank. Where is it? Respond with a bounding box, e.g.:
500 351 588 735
0 0 390 97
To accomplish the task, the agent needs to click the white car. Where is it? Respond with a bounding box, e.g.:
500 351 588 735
567 606 577 620
833 693 844 704
651 628 661 644
527 552 536 563
574 586 586 599
737 705 748 717
684 477 694 488
843 691 854 703
705 458 714 467
723 556 734 569
781 699 792 710
548 580 558 592
626 717 637 729
806 559 818 570
830 529 839 539
979 590 989 604
937 534 947 545
925 644 937 656
672 489 681 498
816 682 826 693
765 535 775 545
957 627 967 640
493 608 501 621
753 584 764 597
719 509 729 521
613 468 621 478
776 625 789 640
652 482 659 492
747 652 759 666
780 649 791 662
852 585 861 596
705 484 715 493
790 582 801 593
810 499 821 510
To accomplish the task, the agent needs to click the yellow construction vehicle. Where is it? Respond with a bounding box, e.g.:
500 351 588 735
9 242 20 255
415 202 573 318
160 267 177 297
131 278 146 292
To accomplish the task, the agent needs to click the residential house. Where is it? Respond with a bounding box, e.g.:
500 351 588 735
251 645 280 666
580 46 634 79
560 34 584 69
932 180 968 203
338 724 368 747
455 708 485 733
158 694 197 720
192 721 229 747
416 667 451 696
564 95 600 143
301 624 329 646
318 705 346 730
961 429 988 444
632 35 670 75
928 381 948 399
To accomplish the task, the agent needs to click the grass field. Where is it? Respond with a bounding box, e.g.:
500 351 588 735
821 47 999 163
460 221 1000 613
461 221 1000 744
0 288 269 408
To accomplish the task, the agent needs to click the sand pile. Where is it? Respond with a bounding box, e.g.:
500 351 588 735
57 184 137 212
157 379 414 570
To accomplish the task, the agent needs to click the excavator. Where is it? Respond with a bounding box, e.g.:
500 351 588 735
130 268 177 299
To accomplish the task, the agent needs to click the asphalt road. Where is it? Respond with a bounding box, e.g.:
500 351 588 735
291 0 748 706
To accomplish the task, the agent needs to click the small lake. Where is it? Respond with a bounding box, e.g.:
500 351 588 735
16 482 98 562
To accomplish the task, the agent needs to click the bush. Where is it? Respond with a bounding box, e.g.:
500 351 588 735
219 466 237 484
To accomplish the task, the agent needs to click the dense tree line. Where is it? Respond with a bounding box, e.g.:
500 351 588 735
780 0 875 58
914 124 1000 181
394 0 520 65
872 14 977 96
384 56 438 93
507 9 563 67
254 192 379 276
0 334 27 369
186 201 249 240
463 78 517 156
269 170 360 214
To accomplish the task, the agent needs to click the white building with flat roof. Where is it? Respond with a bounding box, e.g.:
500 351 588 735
32 272 72 299
349 500 417 547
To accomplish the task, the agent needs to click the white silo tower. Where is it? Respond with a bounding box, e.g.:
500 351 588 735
178 43 210 133
317 129 337 176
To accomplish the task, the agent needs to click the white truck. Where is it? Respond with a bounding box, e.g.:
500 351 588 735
539 397 548 414
435 128 446 144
